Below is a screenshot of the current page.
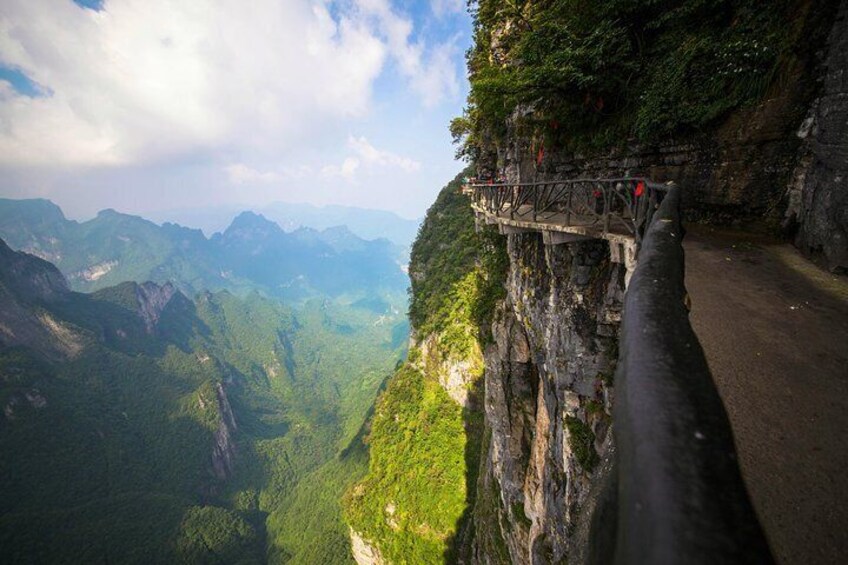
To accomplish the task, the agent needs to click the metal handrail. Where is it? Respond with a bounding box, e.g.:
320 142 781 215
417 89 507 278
466 178 670 242
595 184 774 564
468 178 670 190
464 178 771 561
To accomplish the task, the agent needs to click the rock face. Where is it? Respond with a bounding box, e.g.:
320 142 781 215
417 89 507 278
211 383 238 480
461 23 848 556
0 238 69 304
472 236 623 564
350 529 386 565
417 333 483 409
785 1 848 272
0 238 82 360
134 281 177 334
72 260 118 282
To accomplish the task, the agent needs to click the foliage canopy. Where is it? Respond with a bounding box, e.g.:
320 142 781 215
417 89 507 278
453 0 798 157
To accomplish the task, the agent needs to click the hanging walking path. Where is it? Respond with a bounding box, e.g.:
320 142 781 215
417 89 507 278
467 179 846 561
684 225 848 565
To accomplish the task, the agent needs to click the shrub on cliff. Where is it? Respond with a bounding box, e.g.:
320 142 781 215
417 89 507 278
344 172 507 561
408 171 507 348
452 0 798 155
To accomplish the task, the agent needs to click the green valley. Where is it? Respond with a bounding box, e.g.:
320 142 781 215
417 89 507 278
0 218 408 563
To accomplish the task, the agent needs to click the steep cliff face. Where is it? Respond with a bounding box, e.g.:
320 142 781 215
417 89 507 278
344 176 622 564
0 238 69 304
344 174 506 564
473 237 623 564
134 281 178 334
0 238 82 360
347 5 847 562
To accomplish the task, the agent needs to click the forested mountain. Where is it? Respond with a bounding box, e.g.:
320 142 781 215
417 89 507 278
0 198 408 302
0 238 407 563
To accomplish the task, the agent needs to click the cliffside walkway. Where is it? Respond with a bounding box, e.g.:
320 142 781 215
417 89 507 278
465 178 670 267
469 180 775 563
685 227 848 564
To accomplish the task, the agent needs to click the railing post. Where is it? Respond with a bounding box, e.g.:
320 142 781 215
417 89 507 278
533 185 538 222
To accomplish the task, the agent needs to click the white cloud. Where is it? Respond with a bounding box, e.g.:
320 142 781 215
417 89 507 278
0 0 459 167
353 0 460 107
321 157 360 181
348 135 420 172
226 136 417 187
318 135 419 183
224 164 281 185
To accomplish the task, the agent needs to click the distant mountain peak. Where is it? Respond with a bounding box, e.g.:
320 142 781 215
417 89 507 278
231 210 276 226
0 197 67 222
0 237 69 303
321 225 356 237
94 208 151 224
219 211 285 249
225 211 282 234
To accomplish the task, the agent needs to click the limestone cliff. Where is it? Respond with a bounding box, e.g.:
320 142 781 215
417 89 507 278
0 238 82 360
785 1 848 271
344 174 623 564
344 174 505 564
472 237 623 564
0 238 69 304
134 281 178 334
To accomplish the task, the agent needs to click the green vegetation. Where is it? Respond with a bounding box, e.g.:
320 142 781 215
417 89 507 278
269 439 370 565
177 506 261 564
565 415 599 472
409 172 508 351
345 172 508 561
0 245 407 563
344 362 468 563
452 0 801 157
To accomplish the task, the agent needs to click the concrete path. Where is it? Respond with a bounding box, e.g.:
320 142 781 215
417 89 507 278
684 225 848 565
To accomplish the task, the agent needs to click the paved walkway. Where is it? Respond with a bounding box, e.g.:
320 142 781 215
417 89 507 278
684 225 848 565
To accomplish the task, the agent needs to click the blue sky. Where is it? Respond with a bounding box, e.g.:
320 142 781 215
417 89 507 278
0 0 472 221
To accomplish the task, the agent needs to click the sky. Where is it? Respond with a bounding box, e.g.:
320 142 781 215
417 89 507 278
0 0 472 221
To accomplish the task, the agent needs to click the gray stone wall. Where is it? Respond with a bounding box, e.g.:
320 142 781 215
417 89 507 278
786 0 848 272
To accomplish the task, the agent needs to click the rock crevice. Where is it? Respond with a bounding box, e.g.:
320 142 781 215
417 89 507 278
211 383 238 480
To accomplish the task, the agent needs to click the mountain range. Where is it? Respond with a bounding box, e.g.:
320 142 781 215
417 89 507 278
0 198 408 304
144 201 421 248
